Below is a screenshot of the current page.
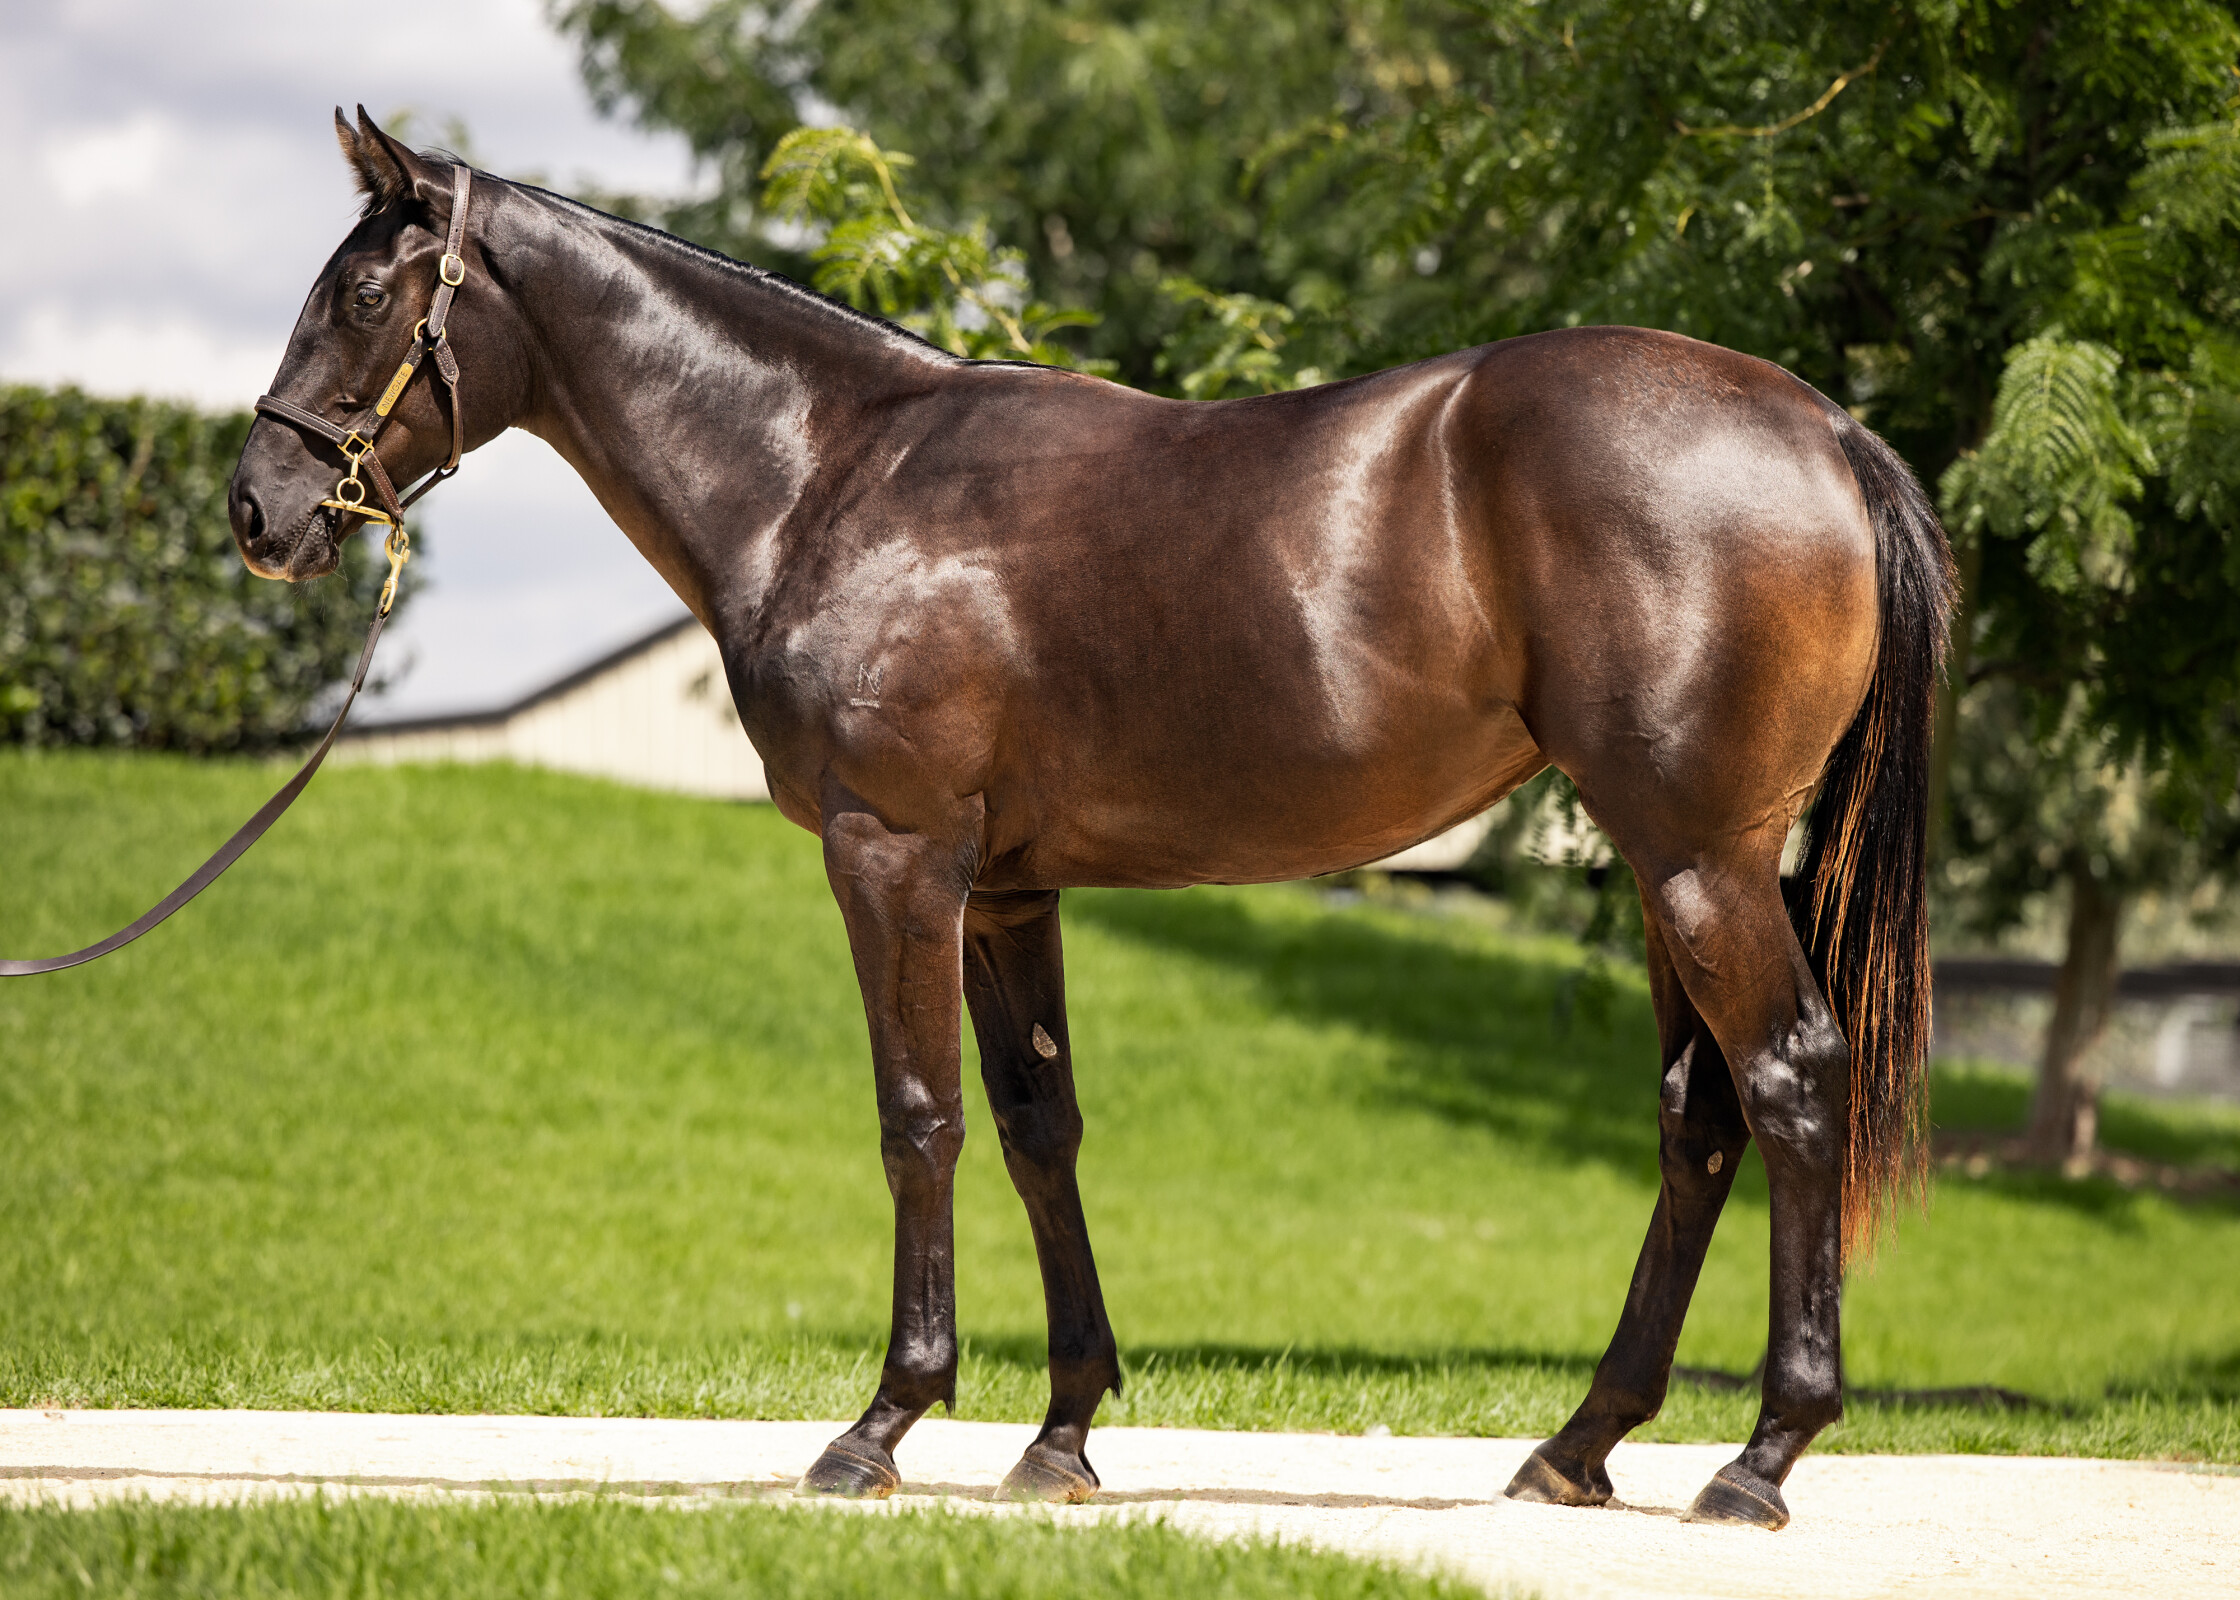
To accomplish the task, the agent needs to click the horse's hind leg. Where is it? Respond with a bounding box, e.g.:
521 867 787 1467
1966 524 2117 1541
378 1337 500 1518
1508 895 1753 1508
961 889 1121 1503
1649 852 1850 1529
798 804 973 1499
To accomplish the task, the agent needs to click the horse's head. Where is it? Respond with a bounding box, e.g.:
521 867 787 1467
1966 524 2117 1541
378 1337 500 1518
229 108 517 581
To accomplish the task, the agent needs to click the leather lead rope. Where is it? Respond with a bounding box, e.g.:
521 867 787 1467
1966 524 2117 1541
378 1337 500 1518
1 607 394 976
1 166 474 978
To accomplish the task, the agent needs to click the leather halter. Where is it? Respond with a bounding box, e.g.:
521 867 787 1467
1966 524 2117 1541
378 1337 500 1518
1 166 476 977
254 162 475 613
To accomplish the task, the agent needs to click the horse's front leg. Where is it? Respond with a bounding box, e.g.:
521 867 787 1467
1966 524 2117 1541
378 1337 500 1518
798 801 974 1498
961 889 1120 1503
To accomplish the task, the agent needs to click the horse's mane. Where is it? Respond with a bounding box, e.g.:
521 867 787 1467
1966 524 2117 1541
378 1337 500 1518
498 171 954 361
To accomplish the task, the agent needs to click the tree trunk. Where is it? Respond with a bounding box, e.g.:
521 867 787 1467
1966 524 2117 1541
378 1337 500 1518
2025 865 2123 1170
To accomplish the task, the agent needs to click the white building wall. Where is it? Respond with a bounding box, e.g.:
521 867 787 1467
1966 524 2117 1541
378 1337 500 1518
337 619 770 800
332 721 511 767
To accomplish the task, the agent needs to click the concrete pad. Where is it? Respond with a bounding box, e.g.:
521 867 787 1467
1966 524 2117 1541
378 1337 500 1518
0 1410 2231 1599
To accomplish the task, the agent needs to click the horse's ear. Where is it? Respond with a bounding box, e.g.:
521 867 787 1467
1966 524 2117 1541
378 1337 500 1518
335 105 450 218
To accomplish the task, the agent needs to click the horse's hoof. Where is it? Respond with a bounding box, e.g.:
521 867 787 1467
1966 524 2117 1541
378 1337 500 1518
1503 1445 1612 1507
796 1440 901 1499
1681 1462 1789 1529
999 1442 1100 1503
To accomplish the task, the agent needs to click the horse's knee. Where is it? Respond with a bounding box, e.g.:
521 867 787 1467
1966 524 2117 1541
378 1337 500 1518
876 1082 965 1188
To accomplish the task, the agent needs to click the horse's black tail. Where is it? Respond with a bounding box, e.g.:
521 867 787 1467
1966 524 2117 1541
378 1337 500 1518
1798 412 1957 1263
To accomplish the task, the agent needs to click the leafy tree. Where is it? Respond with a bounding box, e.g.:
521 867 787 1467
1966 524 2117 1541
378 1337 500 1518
1 387 408 752
749 128 1327 397
1152 278 1328 398
758 126 1107 367
551 0 1469 380
1931 112 2240 1159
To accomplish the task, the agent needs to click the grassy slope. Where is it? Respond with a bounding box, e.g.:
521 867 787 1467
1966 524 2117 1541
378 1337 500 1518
0 753 2234 1459
0 1498 1472 1600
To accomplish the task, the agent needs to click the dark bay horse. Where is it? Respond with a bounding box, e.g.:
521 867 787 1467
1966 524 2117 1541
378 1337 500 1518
230 111 1953 1529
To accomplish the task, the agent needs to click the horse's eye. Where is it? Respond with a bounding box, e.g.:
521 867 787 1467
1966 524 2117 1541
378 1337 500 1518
354 282 385 309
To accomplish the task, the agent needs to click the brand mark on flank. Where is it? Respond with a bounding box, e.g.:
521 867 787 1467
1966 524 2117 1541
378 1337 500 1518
848 662 884 708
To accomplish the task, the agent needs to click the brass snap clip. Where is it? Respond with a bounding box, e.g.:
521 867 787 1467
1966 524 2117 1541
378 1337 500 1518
379 524 411 616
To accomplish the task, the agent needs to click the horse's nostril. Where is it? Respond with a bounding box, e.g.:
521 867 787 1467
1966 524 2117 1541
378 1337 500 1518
233 486 266 549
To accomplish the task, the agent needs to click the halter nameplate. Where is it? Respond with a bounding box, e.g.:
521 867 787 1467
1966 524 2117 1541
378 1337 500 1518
374 356 418 418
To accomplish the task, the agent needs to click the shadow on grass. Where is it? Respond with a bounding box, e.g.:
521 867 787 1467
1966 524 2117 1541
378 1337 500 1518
968 1332 1598 1385
1069 886 1664 1178
2106 1346 2240 1404
1073 888 2238 1222
968 1335 2127 1439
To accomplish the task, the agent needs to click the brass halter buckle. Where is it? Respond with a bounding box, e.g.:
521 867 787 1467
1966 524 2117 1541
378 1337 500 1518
314 429 388 515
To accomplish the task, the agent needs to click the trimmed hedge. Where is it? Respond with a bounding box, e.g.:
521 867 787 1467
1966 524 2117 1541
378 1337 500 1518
1 385 413 752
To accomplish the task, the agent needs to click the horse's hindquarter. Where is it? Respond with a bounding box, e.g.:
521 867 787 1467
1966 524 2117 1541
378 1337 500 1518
1470 329 1881 868
740 329 1876 889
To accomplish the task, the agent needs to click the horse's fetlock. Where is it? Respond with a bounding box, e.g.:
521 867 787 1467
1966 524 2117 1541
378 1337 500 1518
1594 1383 1665 1432
1761 1346 1845 1440
1774 1386 1843 1440
882 1334 960 1412
1050 1345 1121 1401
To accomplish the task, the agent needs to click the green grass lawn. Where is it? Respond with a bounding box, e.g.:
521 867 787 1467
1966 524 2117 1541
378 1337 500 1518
0 1497 1471 1600
1 751 2235 1462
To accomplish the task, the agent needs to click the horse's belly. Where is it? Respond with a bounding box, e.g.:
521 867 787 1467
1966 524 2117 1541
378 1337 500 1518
986 698 1544 890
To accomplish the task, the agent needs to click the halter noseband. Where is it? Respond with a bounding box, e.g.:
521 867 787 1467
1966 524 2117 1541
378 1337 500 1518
254 162 475 613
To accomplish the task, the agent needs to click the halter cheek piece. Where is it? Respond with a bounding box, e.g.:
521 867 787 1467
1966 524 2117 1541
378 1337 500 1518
0 165 476 978
253 162 476 616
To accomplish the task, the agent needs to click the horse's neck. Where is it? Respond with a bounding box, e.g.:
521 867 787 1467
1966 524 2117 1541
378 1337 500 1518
506 190 950 626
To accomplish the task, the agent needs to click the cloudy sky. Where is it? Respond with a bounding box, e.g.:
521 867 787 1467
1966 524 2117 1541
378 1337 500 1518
2 0 707 718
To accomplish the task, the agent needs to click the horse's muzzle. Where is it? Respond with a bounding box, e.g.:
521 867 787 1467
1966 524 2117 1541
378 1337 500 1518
231 485 340 581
